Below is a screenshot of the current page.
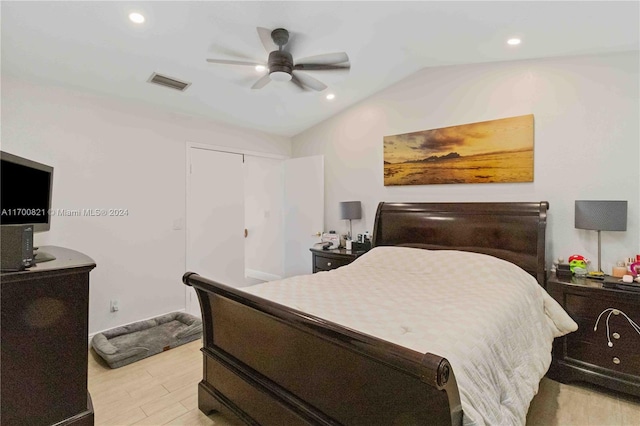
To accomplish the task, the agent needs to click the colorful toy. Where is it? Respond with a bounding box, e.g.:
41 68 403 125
568 254 588 273
630 261 640 278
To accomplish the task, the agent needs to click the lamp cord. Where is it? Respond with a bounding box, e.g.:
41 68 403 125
594 307 640 347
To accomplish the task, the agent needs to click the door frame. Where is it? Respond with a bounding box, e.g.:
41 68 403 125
184 142 289 313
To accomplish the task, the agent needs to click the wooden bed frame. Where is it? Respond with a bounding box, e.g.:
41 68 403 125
183 201 549 425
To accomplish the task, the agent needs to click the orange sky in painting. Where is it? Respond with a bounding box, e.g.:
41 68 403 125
383 114 534 164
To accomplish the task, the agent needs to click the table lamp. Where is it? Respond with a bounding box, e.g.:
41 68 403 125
575 200 627 273
340 201 361 240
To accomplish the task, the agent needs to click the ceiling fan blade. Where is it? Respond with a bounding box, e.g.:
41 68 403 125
290 74 308 91
257 27 276 53
294 63 350 71
295 52 349 65
206 58 263 66
208 45 256 61
292 71 327 92
251 74 272 90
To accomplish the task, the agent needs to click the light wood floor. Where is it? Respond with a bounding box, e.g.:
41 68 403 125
88 339 242 425
89 339 640 425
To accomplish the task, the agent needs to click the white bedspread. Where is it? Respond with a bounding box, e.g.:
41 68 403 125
242 247 577 426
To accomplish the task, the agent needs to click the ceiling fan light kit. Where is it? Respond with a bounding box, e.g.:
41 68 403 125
270 71 292 82
206 27 350 92
268 50 294 81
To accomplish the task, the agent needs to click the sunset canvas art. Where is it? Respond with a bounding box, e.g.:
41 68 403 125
383 115 534 186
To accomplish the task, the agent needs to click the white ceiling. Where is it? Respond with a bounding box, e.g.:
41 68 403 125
2 1 638 137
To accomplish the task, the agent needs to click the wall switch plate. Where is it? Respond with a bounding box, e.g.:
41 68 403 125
110 300 119 312
172 218 184 230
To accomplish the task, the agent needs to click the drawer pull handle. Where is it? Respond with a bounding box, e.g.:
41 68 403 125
613 357 621 365
594 308 640 349
327 262 332 266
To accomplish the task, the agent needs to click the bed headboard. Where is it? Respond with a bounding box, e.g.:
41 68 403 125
372 201 549 285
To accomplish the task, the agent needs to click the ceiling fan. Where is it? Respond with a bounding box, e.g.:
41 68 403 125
206 27 350 91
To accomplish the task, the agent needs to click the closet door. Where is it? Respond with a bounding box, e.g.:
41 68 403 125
244 156 284 282
186 148 244 315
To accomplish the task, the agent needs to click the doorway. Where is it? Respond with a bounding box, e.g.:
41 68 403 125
185 144 323 316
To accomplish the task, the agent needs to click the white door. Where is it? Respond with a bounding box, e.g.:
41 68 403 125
186 148 245 315
244 156 284 282
283 155 324 277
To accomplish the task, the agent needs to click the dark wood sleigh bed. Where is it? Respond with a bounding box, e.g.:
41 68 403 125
182 201 549 425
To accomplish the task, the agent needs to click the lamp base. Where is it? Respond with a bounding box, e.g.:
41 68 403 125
597 229 602 273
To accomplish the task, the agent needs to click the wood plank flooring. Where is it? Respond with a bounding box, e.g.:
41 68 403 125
527 376 640 425
88 339 242 425
89 339 640 425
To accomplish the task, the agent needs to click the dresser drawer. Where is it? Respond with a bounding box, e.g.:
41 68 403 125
314 255 351 271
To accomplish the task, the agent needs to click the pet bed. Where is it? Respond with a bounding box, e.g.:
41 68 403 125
91 312 202 368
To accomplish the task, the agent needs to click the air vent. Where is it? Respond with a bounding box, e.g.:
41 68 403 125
147 72 191 91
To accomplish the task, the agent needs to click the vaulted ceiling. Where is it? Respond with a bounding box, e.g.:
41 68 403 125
2 1 638 136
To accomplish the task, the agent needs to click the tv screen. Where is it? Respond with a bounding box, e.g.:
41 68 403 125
1 151 53 232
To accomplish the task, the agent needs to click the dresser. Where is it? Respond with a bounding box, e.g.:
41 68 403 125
310 247 366 273
1 246 96 425
546 272 640 396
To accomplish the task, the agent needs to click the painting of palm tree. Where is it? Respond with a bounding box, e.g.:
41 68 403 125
384 115 534 186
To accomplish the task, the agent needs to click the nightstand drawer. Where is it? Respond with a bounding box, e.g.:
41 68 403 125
310 247 364 274
547 273 640 396
314 255 351 271
569 314 640 346
565 294 640 321
567 340 640 376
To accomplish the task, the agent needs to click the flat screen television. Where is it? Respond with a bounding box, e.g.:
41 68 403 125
1 151 53 232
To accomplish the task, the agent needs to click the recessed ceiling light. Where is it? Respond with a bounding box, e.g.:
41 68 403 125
326 93 335 101
507 38 521 46
129 12 145 24
255 65 266 72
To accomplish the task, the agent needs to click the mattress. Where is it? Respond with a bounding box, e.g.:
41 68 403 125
243 246 577 426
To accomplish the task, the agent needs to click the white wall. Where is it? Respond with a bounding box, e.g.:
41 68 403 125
292 52 639 275
1 76 291 334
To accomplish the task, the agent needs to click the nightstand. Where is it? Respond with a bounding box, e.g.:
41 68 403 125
547 272 640 396
310 247 366 273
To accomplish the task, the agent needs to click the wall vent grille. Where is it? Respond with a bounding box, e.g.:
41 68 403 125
147 72 191 91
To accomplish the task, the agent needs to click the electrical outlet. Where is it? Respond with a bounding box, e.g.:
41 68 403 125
110 300 119 312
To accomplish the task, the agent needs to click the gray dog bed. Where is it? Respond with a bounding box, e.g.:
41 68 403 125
91 312 202 368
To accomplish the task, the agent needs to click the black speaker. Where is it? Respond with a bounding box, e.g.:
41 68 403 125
1 225 34 272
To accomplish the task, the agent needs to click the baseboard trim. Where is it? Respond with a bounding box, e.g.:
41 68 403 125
245 268 281 282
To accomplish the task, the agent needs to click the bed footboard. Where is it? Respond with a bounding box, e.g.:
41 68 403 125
183 272 462 426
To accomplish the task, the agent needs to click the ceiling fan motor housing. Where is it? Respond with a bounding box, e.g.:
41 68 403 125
271 28 289 47
268 50 293 78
